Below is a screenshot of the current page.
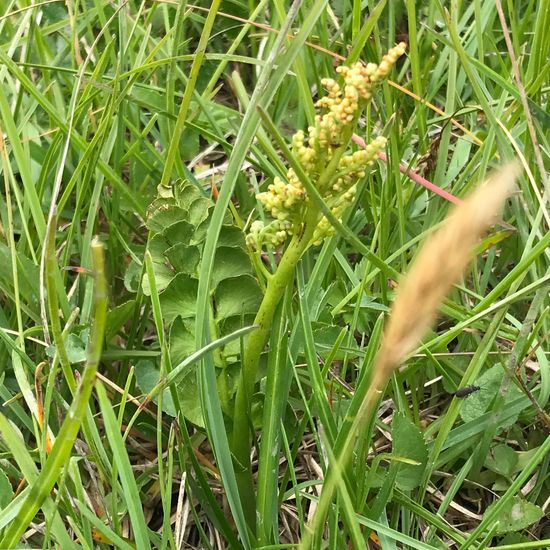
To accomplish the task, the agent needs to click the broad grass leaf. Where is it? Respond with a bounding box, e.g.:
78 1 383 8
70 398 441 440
460 365 502 423
0 243 39 307
0 469 13 510
105 300 136 342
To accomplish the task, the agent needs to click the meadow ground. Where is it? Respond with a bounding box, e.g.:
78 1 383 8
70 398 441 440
0 1 549 549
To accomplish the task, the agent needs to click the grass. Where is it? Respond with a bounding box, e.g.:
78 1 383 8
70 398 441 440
0 0 549 549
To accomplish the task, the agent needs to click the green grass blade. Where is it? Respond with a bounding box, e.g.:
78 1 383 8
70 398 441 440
96 382 152 550
160 0 221 185
0 239 107 548
256 291 290 545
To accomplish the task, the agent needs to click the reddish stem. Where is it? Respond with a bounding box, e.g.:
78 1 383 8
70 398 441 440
352 134 462 205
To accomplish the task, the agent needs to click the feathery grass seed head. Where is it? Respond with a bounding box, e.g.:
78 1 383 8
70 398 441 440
372 162 519 390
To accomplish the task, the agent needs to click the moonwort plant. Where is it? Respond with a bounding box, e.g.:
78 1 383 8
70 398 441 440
231 43 407 525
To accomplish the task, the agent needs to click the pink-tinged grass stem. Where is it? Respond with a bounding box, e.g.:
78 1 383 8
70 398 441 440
352 134 462 205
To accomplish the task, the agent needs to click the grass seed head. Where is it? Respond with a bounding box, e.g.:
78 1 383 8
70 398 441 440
371 161 519 389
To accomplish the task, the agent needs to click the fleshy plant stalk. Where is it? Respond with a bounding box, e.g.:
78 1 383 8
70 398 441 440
231 43 407 529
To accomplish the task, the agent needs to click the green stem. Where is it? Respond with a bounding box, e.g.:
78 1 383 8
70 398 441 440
231 207 318 531
229 117 359 531
45 212 77 393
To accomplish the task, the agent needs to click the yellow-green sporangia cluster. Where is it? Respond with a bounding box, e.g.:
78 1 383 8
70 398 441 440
247 42 406 250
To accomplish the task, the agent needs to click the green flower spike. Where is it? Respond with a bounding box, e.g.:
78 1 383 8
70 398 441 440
234 43 407 530
248 42 407 251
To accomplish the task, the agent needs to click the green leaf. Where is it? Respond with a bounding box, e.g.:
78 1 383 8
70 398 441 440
172 180 204 208
163 220 196 246
219 316 254 361
187 197 212 226
146 206 188 233
141 178 263 435
147 233 171 258
46 332 88 364
134 359 204 426
165 243 201 275
142 265 174 296
460 365 523 426
485 496 544 534
214 276 263 320
459 365 501 422
218 225 249 247
175 371 204 427
135 360 177 417
159 274 198 323
105 300 136 341
485 444 518 478
211 247 253 287
124 260 142 293
169 317 196 365
144 181 261 330
392 413 428 491
194 216 215 244
0 469 13 510
180 128 200 160
311 323 360 360
0 243 39 307
97 383 152 549
498 533 532 546
42 3 68 22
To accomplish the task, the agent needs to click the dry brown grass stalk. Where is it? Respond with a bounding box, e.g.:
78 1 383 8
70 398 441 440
299 162 519 549
369 161 519 396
